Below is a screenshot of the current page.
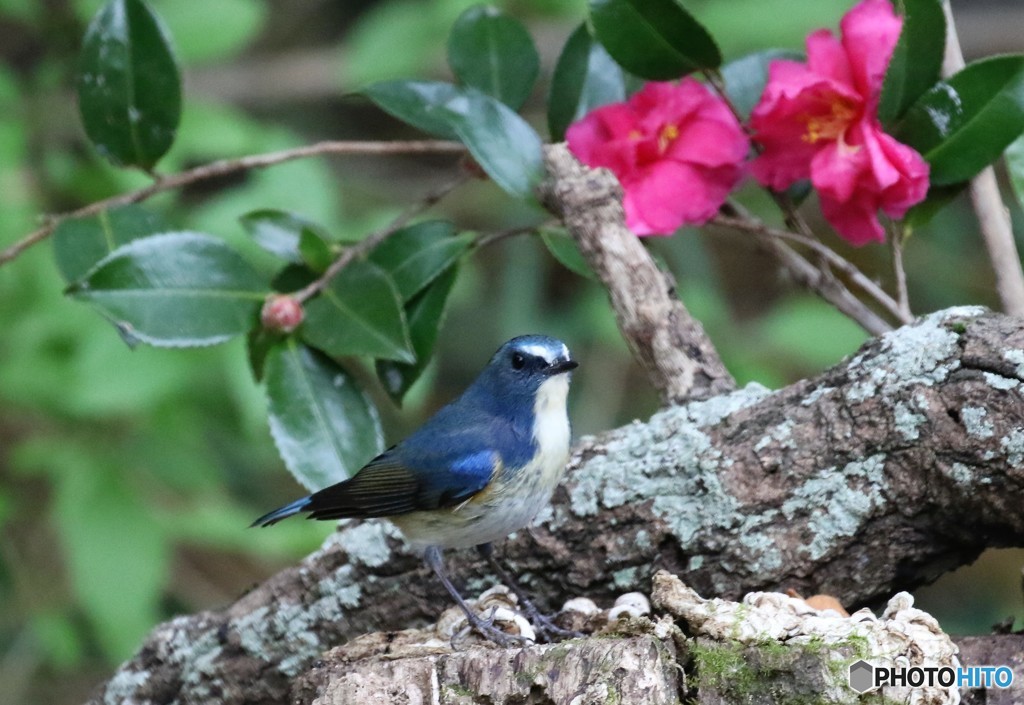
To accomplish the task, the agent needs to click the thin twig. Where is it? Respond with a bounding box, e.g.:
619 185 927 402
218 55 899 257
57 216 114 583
730 224 894 336
941 1 1024 316
888 222 912 320
0 140 465 269
714 210 910 325
292 173 469 304
475 223 552 249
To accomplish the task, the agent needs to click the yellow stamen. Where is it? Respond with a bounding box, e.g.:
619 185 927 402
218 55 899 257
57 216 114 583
659 123 680 153
802 96 859 144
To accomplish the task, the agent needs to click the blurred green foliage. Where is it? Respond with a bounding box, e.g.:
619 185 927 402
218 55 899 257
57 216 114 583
0 2 1021 704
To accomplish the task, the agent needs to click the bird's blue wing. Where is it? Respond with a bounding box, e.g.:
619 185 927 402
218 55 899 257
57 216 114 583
299 436 500 521
254 399 523 525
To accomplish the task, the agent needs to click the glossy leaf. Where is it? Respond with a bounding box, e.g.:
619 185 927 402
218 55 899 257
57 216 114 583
1006 132 1024 210
365 81 544 198
720 48 802 120
898 55 1024 185
376 266 459 403
879 0 945 127
447 5 539 110
540 228 595 279
548 23 626 141
440 87 545 199
239 209 332 264
53 204 170 283
362 80 460 139
298 229 334 273
589 0 721 80
369 220 472 301
265 339 383 490
301 260 414 362
66 232 268 347
77 0 181 169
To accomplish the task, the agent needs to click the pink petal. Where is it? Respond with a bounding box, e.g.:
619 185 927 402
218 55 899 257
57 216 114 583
750 72 861 191
810 131 869 204
566 103 639 175
840 0 902 103
667 115 749 167
820 190 886 245
805 29 854 87
874 130 930 217
624 160 739 235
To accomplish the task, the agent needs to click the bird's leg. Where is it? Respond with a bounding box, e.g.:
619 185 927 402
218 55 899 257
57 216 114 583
423 545 531 648
476 543 582 642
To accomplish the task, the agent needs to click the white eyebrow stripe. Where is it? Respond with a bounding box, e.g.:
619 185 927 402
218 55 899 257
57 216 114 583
519 343 560 363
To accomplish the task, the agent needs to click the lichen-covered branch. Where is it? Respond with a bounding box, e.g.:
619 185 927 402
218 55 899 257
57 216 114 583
89 307 1024 704
539 144 736 403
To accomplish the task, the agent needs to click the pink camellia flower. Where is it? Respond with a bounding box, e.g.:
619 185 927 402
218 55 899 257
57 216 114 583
750 0 929 246
567 79 748 236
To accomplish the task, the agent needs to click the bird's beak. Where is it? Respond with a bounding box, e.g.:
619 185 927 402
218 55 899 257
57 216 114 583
548 359 579 375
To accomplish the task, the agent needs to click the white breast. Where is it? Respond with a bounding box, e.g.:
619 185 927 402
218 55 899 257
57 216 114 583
530 373 572 485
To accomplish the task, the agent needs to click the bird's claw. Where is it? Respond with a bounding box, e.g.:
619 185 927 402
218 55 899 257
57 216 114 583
452 609 534 648
529 612 583 642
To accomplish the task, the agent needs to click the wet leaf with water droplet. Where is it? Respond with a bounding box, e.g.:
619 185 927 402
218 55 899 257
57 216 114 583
77 0 182 169
898 55 1024 185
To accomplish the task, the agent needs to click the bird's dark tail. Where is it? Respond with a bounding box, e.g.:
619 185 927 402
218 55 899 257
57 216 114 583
251 496 312 527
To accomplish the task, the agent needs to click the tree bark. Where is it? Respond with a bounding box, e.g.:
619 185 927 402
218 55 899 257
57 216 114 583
538 144 736 403
88 306 1024 705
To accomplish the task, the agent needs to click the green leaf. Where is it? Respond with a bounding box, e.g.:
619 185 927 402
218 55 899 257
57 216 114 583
239 209 332 264
363 80 461 139
548 22 626 141
447 5 539 111
588 0 721 80
298 228 334 273
265 339 383 490
369 220 472 301
540 227 595 279
365 82 544 199
52 204 170 283
440 87 545 199
77 0 182 169
898 55 1024 186
301 260 414 362
879 0 946 127
66 232 268 347
720 48 802 120
1006 132 1024 210
376 266 459 403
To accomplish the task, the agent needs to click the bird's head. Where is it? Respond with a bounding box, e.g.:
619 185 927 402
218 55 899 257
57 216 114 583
471 335 577 409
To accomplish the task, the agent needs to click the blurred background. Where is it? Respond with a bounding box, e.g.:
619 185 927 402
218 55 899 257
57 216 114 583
0 0 1021 703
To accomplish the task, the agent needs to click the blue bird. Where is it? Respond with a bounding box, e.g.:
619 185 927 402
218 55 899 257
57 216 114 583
253 335 578 645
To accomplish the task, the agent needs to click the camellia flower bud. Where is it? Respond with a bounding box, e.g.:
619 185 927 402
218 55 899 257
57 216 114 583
261 294 304 333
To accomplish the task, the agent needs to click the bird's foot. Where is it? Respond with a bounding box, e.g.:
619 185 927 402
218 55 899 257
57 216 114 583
452 608 534 649
521 606 583 643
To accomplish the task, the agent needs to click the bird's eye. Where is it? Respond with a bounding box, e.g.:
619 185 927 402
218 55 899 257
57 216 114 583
511 352 526 370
